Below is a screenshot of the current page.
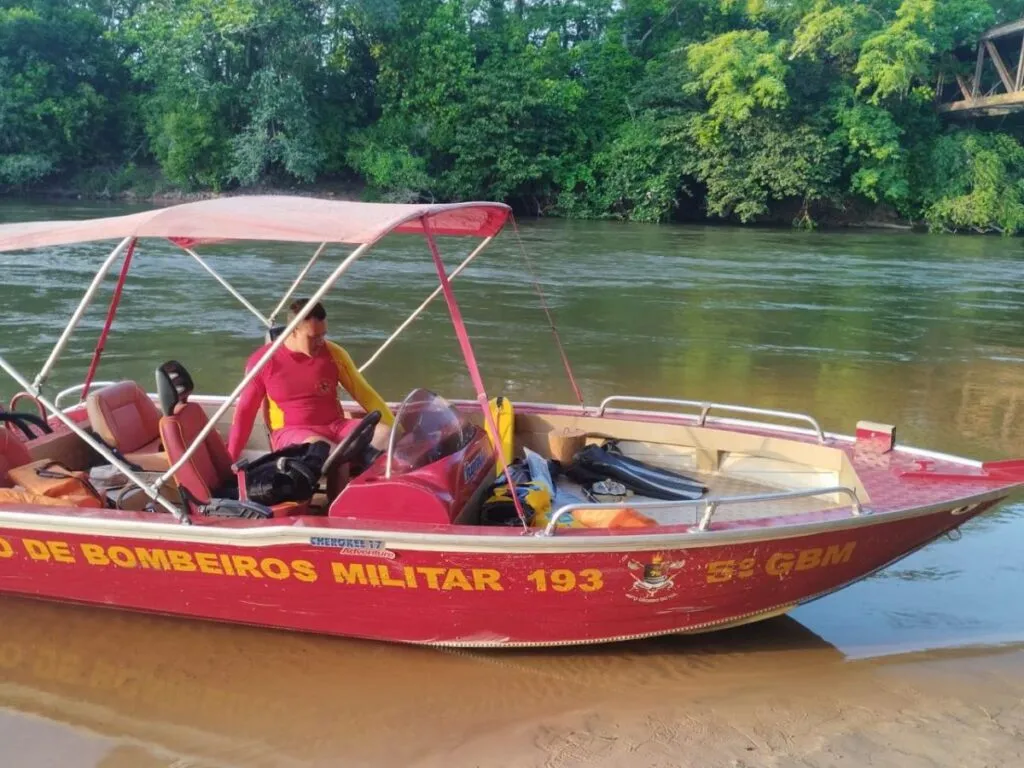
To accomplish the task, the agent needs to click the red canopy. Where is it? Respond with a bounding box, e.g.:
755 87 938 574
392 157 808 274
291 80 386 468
0 196 512 252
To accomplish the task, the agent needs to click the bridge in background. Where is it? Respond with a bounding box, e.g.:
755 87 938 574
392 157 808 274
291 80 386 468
937 20 1024 117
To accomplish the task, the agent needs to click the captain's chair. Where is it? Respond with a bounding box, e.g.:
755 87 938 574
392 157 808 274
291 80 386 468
86 381 168 470
155 360 306 519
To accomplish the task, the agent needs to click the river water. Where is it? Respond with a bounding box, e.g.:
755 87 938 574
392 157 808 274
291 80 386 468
0 201 1022 766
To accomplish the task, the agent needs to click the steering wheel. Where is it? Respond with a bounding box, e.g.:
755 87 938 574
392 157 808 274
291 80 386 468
321 410 382 477
0 410 53 440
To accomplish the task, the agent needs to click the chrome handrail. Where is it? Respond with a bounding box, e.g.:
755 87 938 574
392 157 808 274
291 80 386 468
540 485 863 536
596 396 827 444
54 381 120 410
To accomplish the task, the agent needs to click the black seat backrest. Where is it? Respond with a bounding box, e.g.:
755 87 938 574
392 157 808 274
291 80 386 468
155 360 195 417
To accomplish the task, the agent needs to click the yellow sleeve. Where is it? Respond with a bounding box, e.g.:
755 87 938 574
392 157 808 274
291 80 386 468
327 341 395 426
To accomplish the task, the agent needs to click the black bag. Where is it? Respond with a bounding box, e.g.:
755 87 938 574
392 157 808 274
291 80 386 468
238 441 330 506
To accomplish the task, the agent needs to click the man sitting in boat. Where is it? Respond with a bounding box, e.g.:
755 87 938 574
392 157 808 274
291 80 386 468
227 298 394 468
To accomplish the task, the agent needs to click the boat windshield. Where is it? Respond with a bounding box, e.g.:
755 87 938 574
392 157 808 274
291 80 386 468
387 389 478 476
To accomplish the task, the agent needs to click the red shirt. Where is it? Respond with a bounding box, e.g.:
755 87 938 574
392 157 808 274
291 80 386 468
226 341 393 461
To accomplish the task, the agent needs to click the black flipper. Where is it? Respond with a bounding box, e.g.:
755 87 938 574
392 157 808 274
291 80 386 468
571 443 707 501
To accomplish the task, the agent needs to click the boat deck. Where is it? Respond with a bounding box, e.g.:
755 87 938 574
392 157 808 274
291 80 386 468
553 463 842 528
235 398 1006 526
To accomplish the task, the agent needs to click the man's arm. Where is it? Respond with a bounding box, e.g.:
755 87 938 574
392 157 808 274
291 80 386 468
227 354 269 461
327 341 395 426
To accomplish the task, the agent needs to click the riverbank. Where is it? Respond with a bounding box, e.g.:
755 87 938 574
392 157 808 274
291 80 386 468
417 644 1024 768
2 166 919 232
2 166 368 206
2 597 1021 767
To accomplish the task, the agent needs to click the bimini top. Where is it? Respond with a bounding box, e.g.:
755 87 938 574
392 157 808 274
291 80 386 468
0 196 512 252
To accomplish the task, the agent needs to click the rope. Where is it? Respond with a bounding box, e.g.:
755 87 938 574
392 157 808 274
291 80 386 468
510 215 585 409
82 238 136 400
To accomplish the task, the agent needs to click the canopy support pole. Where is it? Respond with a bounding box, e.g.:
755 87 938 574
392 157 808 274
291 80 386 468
81 238 137 401
420 219 529 531
0 353 188 521
359 236 493 373
182 247 270 327
269 242 329 323
33 236 134 392
152 240 376 494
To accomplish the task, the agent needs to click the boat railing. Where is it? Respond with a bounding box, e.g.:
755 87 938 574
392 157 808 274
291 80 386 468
54 381 120 410
596 396 827 444
540 485 863 536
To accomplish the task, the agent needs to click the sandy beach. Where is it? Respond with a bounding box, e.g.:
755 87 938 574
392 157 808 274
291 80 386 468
418 645 1024 768
0 592 1022 768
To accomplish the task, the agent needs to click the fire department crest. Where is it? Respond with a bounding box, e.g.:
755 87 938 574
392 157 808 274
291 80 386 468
625 553 685 603
316 379 331 394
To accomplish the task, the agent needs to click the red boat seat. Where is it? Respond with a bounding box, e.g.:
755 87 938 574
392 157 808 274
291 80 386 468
0 428 32 488
86 381 169 470
156 361 305 519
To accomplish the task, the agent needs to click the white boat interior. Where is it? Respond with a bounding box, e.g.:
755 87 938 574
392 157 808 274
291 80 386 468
473 406 868 526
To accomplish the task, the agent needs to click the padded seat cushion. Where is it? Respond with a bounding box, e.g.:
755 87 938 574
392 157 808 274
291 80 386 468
87 381 162 454
159 402 234 503
123 437 171 472
132 437 162 455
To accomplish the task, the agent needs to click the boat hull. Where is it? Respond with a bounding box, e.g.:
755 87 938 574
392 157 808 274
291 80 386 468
0 499 998 647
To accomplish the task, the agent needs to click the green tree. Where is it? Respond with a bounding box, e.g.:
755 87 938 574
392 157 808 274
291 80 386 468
124 0 343 189
5 0 1024 235
0 1 128 186
919 131 1024 234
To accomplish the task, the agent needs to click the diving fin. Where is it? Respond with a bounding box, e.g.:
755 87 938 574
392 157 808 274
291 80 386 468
572 443 707 501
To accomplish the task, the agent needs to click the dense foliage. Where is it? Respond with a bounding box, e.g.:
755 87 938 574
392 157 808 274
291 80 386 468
4 0 1024 232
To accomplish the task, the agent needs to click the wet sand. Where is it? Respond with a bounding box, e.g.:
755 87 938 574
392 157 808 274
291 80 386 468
427 649 1024 768
0 591 1022 767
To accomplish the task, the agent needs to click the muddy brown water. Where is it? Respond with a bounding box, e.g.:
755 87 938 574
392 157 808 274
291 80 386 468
0 202 1022 766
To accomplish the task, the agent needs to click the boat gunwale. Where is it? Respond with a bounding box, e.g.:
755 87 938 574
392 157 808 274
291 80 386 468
5 393 1008 554
498 400 986 468
0 484 1010 554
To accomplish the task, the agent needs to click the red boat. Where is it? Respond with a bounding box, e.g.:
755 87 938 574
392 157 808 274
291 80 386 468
0 196 1021 647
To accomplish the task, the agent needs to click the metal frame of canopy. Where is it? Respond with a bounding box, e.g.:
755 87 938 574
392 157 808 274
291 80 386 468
0 197 533 525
